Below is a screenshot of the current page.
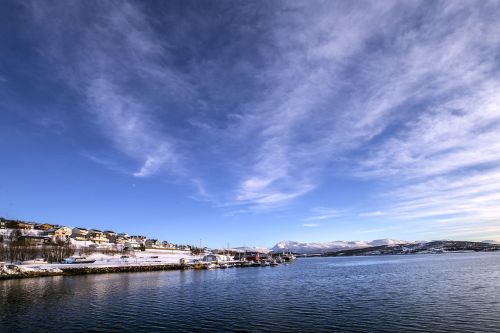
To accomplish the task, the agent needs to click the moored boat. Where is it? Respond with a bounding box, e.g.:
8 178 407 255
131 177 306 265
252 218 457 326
241 261 253 267
63 257 96 264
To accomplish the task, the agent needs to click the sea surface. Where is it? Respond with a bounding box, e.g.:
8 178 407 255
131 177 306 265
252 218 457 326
1 253 500 332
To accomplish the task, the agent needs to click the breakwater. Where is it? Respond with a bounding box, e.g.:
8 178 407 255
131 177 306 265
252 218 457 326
62 263 183 275
0 263 183 280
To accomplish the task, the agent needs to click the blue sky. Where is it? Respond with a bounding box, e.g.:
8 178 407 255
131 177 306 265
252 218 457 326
1 1 500 247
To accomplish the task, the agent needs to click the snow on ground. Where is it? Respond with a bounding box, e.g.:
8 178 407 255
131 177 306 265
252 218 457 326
1 263 62 276
70 239 96 247
0 229 44 237
86 249 197 265
14 249 198 271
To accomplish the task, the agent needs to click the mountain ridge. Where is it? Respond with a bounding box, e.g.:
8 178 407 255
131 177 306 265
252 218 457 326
272 238 410 253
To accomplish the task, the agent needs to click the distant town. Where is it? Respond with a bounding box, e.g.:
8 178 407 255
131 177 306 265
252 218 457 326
0 216 296 280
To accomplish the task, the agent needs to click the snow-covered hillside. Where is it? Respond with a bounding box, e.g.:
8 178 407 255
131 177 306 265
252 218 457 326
231 246 271 253
272 239 409 253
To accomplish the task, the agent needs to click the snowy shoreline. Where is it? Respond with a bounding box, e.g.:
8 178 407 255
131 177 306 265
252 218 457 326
0 262 185 280
1 249 196 280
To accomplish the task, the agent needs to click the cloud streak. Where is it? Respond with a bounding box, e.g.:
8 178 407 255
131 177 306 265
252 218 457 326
348 3 500 239
30 1 187 177
302 223 320 228
228 1 400 208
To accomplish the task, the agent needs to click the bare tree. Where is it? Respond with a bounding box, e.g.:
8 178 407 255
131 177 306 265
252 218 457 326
42 239 75 263
78 246 96 256
9 229 22 242
4 239 41 263
0 243 5 262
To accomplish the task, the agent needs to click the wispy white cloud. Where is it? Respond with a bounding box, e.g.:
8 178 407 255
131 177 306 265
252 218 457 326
349 3 500 238
378 168 500 237
229 1 500 210
303 207 344 221
302 223 320 228
303 214 339 222
229 2 400 208
359 211 385 217
29 1 187 178
226 2 500 238
86 79 179 178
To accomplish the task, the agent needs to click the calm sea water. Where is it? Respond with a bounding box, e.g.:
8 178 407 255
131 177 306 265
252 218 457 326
1 253 500 332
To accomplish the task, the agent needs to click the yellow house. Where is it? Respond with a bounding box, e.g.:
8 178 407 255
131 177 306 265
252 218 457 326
87 230 110 244
35 223 57 231
45 227 73 239
6 221 34 230
71 227 89 241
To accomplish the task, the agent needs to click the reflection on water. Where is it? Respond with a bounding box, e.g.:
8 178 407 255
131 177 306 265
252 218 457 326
1 253 500 332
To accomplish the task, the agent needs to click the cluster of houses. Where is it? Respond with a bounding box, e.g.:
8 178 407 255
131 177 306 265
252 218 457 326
0 218 190 251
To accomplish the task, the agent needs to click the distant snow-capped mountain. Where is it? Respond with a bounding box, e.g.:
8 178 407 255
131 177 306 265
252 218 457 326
231 246 271 253
272 239 409 253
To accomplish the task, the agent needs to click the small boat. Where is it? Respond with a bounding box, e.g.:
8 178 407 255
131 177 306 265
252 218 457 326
192 260 205 270
241 261 253 267
260 259 270 267
270 260 279 266
219 263 229 269
63 257 96 264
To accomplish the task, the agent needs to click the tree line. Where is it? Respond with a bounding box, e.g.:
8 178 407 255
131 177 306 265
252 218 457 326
0 229 133 264
0 229 75 263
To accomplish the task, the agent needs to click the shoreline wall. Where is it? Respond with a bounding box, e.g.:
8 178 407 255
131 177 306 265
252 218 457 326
0 263 184 280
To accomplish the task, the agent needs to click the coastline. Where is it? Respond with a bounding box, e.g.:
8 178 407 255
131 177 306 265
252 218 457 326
1 248 199 280
1 251 295 280
0 263 184 280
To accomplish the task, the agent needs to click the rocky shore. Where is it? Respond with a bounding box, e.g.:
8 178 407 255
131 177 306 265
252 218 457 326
0 263 183 280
